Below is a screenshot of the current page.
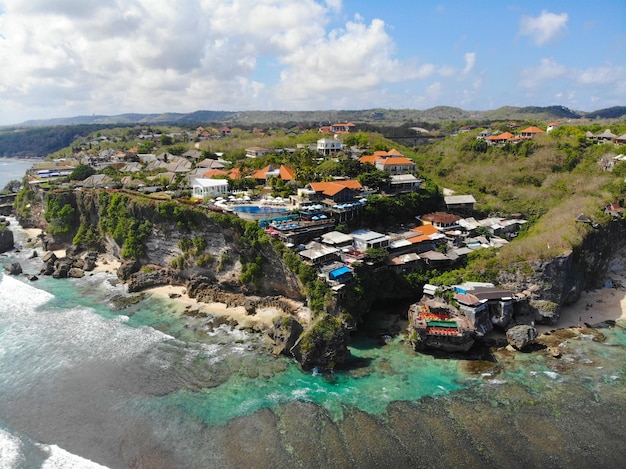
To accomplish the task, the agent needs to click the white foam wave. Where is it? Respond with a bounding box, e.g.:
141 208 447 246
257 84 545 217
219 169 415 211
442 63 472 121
38 444 110 469
0 275 54 312
0 428 24 469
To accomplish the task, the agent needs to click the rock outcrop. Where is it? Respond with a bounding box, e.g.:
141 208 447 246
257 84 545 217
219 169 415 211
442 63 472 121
0 218 14 253
291 314 351 370
268 316 304 357
3 261 22 275
506 325 538 350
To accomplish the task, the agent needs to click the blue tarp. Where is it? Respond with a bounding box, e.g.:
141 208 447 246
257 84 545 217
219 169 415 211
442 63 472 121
329 266 351 280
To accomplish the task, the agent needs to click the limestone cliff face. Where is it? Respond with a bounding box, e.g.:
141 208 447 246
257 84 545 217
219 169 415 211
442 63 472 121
28 189 303 300
497 218 626 320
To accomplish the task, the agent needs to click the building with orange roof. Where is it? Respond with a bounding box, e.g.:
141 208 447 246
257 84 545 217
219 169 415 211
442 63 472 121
203 169 228 178
421 212 461 230
358 154 380 165
375 156 416 175
252 164 295 184
227 167 242 180
546 122 560 132
330 122 357 133
485 132 515 145
306 180 363 204
519 126 545 139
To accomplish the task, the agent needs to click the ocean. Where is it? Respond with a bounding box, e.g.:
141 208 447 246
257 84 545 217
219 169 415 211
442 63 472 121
1 160 625 468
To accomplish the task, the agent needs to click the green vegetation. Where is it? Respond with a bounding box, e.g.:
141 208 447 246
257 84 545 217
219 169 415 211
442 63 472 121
298 314 344 354
96 192 153 259
44 193 77 236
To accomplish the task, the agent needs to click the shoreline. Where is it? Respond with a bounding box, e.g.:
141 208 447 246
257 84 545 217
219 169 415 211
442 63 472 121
17 225 626 338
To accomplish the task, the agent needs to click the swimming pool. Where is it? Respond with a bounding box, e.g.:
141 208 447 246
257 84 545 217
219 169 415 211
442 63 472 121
231 205 289 221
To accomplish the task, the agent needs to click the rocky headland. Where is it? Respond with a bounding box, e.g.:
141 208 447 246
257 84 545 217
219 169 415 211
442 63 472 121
7 185 626 369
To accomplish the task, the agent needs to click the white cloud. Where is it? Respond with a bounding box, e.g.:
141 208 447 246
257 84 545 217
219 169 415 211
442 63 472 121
0 0 470 123
519 10 568 45
519 58 568 88
463 52 476 75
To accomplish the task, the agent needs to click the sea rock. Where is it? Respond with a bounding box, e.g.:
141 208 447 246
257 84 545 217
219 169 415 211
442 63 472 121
291 314 350 370
506 325 538 350
0 225 14 253
50 256 75 278
28 250 39 259
28 274 39 281
269 316 304 357
117 259 141 281
4 262 22 275
127 267 175 292
68 267 85 278
41 251 58 264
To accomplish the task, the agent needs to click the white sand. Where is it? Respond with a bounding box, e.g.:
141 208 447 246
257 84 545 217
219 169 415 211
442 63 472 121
549 274 626 330
146 284 283 330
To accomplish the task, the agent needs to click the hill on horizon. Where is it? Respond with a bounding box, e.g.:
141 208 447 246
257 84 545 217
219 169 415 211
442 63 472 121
8 105 626 128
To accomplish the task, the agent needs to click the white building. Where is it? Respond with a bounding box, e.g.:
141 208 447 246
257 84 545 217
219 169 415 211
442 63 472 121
192 178 229 199
351 229 390 251
317 138 343 155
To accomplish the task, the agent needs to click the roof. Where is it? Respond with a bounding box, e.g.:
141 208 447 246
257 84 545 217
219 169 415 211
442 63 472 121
309 180 362 195
422 212 461 224
351 229 388 242
203 169 227 178
252 164 295 181
377 157 415 166
486 131 514 140
520 126 545 134
193 178 228 188
321 231 353 245
359 154 379 164
444 194 476 205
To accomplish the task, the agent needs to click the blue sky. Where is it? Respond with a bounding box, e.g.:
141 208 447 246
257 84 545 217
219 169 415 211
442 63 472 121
0 0 624 125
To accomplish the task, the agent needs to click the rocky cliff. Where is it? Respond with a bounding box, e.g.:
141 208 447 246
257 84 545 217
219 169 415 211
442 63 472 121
497 218 626 323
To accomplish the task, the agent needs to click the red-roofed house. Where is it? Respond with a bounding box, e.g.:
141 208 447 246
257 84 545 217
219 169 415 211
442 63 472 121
485 132 515 145
519 126 545 139
330 122 356 133
375 156 416 175
306 180 363 203
203 169 228 178
421 212 461 230
252 164 295 184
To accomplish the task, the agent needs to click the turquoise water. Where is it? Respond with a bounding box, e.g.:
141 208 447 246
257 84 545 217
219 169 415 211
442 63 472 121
2 159 626 467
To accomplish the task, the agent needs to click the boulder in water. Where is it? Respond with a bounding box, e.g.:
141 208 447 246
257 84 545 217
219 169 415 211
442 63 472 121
3 261 22 276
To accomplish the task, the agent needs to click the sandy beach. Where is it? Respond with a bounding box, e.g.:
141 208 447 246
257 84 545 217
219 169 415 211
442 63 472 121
146 284 282 330
550 272 626 329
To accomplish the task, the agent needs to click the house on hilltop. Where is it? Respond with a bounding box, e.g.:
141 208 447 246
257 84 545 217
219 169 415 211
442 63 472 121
519 126 545 139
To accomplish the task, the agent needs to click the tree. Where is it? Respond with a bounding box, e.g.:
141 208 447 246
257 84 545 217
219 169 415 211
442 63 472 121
69 164 96 181
357 170 391 191
1 180 22 194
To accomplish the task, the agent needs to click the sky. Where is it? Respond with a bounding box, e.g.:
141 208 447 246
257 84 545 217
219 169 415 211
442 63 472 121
0 0 624 125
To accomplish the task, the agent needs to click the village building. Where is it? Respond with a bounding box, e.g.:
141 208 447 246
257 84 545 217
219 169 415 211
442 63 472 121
330 122 356 133
317 138 343 155
305 180 363 205
252 164 295 185
420 212 461 231
519 126 545 139
351 229 390 251
375 156 416 175
245 147 272 158
192 178 229 199
444 194 476 212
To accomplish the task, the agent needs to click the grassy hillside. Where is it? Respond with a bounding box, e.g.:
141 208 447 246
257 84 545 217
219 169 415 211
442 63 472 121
413 125 626 265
